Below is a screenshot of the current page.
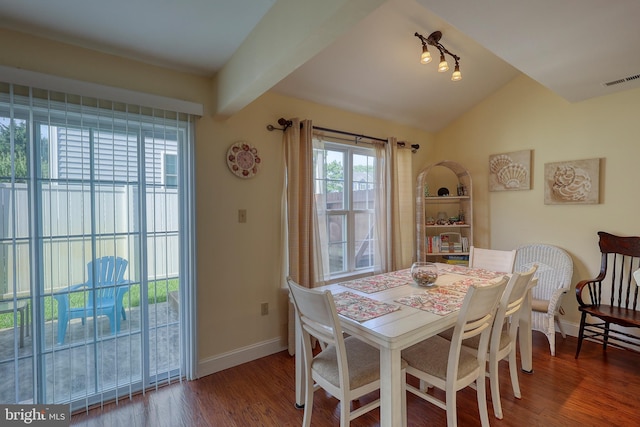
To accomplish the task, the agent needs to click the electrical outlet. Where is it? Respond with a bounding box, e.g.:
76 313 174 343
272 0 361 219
261 302 269 316
238 209 247 223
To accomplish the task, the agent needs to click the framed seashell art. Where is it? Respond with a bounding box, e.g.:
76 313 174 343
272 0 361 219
544 158 601 204
489 150 531 191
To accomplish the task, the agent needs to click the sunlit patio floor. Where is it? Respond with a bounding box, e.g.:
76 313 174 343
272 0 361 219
0 302 180 404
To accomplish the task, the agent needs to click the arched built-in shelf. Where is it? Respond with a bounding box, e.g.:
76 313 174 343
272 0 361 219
416 161 473 263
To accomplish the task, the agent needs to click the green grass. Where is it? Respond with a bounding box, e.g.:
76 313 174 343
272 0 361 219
0 279 179 330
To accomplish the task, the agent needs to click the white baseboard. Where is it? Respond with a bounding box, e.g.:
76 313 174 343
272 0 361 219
558 319 579 337
197 338 287 378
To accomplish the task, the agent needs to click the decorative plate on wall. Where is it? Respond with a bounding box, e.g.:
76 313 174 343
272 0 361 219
226 141 260 178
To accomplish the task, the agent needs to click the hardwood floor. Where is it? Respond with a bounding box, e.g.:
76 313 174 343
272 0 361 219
71 333 640 426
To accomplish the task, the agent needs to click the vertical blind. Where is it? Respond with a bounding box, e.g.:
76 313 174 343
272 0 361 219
0 79 198 412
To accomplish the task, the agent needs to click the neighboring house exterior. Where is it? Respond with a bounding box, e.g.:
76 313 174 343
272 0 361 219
1 123 180 297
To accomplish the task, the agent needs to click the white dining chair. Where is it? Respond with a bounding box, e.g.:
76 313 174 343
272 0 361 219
514 243 573 356
440 265 538 419
402 277 508 427
468 246 516 273
287 277 406 427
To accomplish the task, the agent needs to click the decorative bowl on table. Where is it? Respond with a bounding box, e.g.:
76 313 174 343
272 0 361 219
411 262 438 287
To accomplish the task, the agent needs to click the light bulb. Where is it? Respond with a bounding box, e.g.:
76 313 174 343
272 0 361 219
420 46 432 64
438 54 449 72
451 64 462 81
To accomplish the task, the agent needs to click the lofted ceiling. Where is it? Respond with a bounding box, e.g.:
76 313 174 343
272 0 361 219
1 0 639 132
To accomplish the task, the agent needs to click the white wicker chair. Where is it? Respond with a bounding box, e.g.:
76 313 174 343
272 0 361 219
514 244 573 356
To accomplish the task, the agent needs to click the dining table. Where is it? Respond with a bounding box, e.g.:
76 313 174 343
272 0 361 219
293 263 536 427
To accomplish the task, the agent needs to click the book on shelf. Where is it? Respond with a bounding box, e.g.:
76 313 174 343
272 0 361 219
443 254 469 261
427 235 440 253
427 235 470 254
442 254 469 265
461 236 469 252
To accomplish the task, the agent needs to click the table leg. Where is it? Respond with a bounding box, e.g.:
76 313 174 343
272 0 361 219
379 347 404 427
519 288 533 373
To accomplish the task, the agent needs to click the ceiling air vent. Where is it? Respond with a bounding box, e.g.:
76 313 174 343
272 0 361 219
603 73 640 87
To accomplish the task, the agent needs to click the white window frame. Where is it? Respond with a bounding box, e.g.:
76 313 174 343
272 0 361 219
315 140 376 279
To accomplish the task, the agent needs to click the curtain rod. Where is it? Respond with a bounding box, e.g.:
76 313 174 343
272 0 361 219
266 118 420 151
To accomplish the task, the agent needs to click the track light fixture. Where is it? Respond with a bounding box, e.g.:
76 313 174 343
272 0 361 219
414 31 461 81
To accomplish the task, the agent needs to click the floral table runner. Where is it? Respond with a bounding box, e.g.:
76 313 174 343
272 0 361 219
395 277 478 315
333 291 401 322
438 265 507 279
339 269 412 293
334 265 506 318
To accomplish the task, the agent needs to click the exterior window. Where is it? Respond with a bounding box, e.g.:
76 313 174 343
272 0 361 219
314 141 376 276
165 153 178 187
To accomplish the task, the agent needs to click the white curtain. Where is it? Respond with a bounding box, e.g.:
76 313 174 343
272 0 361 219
283 118 329 354
374 137 414 273
311 137 331 283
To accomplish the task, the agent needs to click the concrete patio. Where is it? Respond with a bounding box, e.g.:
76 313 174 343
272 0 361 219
0 301 180 404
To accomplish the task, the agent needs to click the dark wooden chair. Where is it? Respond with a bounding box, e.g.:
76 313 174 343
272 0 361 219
575 231 640 358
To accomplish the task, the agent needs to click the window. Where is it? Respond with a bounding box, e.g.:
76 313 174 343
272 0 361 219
314 140 376 277
0 81 196 411
164 152 178 187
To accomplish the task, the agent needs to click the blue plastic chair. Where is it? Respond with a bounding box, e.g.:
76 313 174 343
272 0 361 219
54 256 131 344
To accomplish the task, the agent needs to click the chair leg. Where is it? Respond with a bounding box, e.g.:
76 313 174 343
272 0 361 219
302 372 314 427
546 314 557 356
446 384 458 427
419 379 433 391
106 312 115 333
547 328 556 357
508 348 521 399
476 375 490 427
489 351 503 419
57 317 68 345
575 313 587 358
603 322 610 351
340 399 350 427
402 370 408 427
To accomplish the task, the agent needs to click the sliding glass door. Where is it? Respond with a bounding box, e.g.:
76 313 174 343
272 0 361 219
0 83 195 411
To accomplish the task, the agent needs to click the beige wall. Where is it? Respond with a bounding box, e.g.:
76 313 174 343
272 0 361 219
0 29 434 368
201 90 434 358
433 74 640 327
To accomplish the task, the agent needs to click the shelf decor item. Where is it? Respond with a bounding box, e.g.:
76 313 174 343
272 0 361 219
411 262 438 287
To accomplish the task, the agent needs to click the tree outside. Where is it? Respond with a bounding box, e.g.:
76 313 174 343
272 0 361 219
0 119 49 180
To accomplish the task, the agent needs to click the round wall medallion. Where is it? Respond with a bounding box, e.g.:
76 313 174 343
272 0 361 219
226 141 260 178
